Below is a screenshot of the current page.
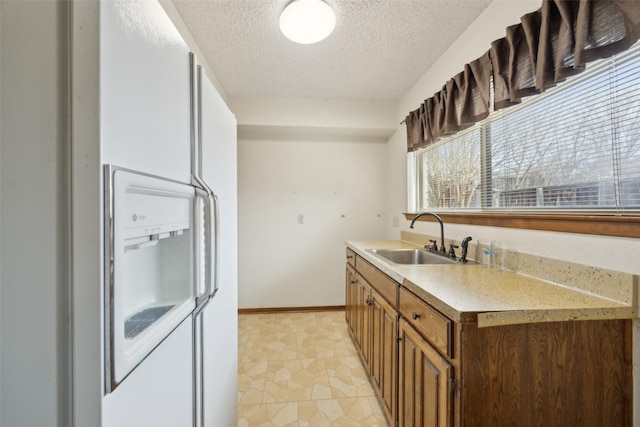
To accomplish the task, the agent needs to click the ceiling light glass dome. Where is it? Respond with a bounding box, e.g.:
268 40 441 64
279 0 336 44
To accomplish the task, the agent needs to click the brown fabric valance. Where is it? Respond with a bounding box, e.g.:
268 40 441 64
405 108 423 152
405 51 491 150
406 0 640 152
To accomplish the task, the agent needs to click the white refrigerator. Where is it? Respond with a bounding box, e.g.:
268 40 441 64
0 1 237 424
82 1 238 426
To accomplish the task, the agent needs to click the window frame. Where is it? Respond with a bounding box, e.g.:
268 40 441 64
402 211 640 238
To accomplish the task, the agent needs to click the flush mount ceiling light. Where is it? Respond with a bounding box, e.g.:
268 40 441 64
279 0 336 44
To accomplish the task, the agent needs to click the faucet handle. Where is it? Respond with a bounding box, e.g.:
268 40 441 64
425 239 438 252
448 244 459 259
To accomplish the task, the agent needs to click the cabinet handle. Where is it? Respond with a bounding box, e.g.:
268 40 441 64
412 312 420 320
347 255 354 259
366 300 372 306
350 280 356 284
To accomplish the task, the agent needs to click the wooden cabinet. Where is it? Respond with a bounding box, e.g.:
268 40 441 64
345 246 632 427
345 251 399 424
458 319 632 426
345 248 371 368
370 288 398 424
398 287 452 358
398 318 453 427
345 263 357 340
398 287 454 427
355 274 372 369
346 248 356 267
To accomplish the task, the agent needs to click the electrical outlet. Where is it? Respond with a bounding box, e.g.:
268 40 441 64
298 214 304 224
393 216 399 227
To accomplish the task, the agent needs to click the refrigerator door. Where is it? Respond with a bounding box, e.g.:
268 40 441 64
103 318 194 427
198 58 239 427
100 0 191 184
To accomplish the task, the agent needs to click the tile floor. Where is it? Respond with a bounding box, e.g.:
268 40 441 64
237 311 389 427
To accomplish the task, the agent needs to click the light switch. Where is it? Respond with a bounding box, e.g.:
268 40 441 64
298 214 304 224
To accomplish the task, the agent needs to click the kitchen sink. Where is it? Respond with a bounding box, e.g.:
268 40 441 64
366 248 462 265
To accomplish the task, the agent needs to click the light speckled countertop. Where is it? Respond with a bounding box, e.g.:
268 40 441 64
346 240 637 327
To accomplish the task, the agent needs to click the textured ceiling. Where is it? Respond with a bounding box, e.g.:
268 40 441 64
171 0 493 102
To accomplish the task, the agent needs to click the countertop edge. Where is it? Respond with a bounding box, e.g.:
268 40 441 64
477 307 638 328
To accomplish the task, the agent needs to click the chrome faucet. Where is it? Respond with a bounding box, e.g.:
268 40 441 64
409 212 446 254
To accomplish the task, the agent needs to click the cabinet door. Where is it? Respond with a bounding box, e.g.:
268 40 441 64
355 275 372 369
345 264 357 337
371 289 399 425
398 319 453 427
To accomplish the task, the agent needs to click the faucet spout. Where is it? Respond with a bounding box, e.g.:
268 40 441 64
408 212 446 254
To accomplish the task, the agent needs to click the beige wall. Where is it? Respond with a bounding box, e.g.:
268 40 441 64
232 96 396 309
236 133 389 309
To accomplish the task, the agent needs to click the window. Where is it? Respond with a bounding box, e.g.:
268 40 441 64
415 126 482 210
410 41 640 214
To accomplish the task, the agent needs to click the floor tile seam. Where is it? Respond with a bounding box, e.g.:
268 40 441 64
237 400 268 408
238 347 358 364
238 396 375 409
248 396 375 406
238 326 278 331
238 325 348 335
256 396 358 405
262 372 332 384
258 392 376 403
239 341 353 352
237 379 266 388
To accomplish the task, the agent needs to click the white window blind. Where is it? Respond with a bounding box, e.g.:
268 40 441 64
412 41 640 213
415 127 482 211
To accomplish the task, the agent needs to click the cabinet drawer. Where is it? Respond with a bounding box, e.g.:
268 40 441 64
399 287 452 357
346 248 356 267
355 256 398 307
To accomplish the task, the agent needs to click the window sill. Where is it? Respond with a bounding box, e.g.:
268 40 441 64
403 212 640 239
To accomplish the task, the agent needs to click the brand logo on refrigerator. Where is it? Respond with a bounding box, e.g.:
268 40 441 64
132 214 147 222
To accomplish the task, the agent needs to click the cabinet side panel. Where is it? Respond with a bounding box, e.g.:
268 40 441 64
461 320 632 426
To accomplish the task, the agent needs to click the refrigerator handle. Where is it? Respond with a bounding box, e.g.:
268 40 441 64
189 52 200 181
193 312 205 427
211 193 219 297
191 53 219 300
194 187 213 308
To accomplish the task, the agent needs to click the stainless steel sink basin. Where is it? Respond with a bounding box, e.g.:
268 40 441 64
366 248 461 265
